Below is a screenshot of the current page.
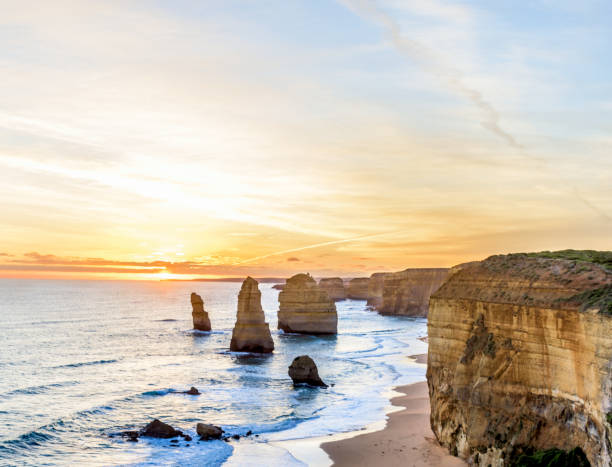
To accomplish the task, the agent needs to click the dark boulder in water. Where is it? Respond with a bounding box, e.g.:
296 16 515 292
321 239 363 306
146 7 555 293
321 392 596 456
288 355 327 387
183 386 200 395
196 423 224 440
122 430 139 442
141 419 182 438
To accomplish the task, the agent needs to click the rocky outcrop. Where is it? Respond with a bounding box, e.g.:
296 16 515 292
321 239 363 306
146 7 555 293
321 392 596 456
196 423 224 440
191 292 211 331
366 272 389 308
379 268 449 316
347 277 370 299
230 277 274 353
318 277 346 301
288 355 327 387
140 419 188 439
427 252 612 466
278 273 337 334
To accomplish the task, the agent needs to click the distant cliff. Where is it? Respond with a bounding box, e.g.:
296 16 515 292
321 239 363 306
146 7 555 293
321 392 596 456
378 268 449 316
427 251 612 466
366 272 388 308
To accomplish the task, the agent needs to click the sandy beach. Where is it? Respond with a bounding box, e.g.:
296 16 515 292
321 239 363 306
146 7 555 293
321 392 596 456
321 364 465 467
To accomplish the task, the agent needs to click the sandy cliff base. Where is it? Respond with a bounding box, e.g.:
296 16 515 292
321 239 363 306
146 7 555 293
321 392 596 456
321 381 465 467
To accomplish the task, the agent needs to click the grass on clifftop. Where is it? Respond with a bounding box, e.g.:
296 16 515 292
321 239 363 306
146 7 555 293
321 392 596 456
523 250 612 271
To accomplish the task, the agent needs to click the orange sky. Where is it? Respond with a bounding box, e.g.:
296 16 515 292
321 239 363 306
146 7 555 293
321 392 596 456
1 1 610 280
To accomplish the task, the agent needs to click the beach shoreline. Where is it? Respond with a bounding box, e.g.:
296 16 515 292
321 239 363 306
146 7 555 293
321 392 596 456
318 354 466 467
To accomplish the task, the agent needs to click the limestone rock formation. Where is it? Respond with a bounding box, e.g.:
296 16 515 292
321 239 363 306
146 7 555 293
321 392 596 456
230 277 274 353
366 272 389 308
347 277 370 299
191 292 211 331
318 277 346 301
278 273 337 334
427 252 612 466
288 355 327 387
379 268 449 316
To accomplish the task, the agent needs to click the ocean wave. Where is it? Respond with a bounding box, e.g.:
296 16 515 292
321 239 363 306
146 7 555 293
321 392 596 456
0 381 77 400
54 359 118 369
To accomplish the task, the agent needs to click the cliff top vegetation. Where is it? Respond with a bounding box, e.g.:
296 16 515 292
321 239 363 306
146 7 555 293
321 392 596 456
522 250 612 271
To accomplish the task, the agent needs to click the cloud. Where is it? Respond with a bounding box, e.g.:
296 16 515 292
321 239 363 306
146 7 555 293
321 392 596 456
287 257 300 262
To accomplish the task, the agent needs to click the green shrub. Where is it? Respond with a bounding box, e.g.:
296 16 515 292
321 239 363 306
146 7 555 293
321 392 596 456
510 447 590 467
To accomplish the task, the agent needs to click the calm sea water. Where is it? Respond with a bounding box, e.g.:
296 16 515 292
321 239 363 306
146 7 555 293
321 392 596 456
0 279 427 466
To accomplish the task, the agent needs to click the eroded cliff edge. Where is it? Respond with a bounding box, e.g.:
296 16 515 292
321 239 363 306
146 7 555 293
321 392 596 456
426 252 612 466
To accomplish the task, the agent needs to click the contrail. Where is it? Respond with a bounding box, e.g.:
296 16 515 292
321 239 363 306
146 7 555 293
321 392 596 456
235 230 402 265
339 0 523 150
339 0 611 223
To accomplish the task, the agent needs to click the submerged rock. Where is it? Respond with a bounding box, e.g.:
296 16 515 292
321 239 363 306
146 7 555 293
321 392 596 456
288 355 327 387
183 386 200 395
196 423 224 440
230 277 274 353
141 419 183 439
191 292 211 331
318 277 346 301
278 273 337 334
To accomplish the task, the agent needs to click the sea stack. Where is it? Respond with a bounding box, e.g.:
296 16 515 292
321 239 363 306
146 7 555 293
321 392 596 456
191 292 211 331
278 273 337 334
346 277 370 299
318 277 346 301
230 277 274 353
427 251 612 466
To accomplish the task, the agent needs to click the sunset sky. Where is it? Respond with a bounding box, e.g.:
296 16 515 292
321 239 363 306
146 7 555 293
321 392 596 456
1 0 610 280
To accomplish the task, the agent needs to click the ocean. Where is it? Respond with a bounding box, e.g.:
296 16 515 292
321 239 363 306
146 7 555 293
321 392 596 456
0 279 427 466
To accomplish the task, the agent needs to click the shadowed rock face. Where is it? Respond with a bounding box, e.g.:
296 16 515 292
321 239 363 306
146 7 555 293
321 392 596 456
230 277 274 353
318 277 346 301
278 273 337 334
366 272 390 308
379 268 449 317
347 277 370 299
288 355 327 387
427 253 612 466
191 292 211 331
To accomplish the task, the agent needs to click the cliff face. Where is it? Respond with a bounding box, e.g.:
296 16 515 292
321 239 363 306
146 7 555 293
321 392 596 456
318 277 346 301
379 268 449 316
230 277 274 353
366 272 389 308
191 292 211 331
427 253 612 466
278 273 337 334
347 277 370 300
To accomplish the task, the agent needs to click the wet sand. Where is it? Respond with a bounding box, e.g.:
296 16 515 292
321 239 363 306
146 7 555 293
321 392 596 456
320 381 466 467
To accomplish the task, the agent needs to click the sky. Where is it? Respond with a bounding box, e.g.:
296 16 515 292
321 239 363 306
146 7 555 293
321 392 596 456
0 0 610 280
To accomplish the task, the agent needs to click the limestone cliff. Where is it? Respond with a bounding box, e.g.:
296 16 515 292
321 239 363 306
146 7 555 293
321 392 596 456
427 252 612 466
318 277 346 301
191 292 211 331
278 273 337 334
367 272 389 308
379 268 449 316
230 277 274 353
347 277 370 300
